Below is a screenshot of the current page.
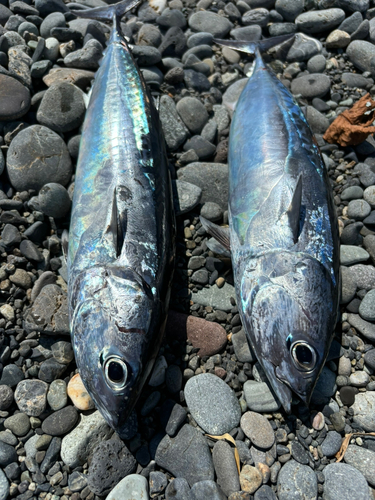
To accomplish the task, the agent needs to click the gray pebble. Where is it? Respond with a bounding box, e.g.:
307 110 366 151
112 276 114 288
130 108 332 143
159 95 189 151
307 54 326 73
295 8 345 34
291 73 330 99
137 23 162 47
0 441 17 467
347 199 371 220
187 32 213 48
37 82 85 133
20 239 43 262
340 245 369 265
321 431 342 457
165 477 191 500
14 379 48 416
4 413 30 437
0 386 13 411
157 8 186 29
212 440 240 497
185 373 241 434
241 411 275 449
341 186 364 201
347 40 375 73
41 405 78 436
7 125 72 191
173 180 201 216
191 281 235 312
24 284 69 335
287 33 322 62
190 480 226 500
230 25 262 41
47 379 67 411
242 8 270 27
243 380 281 413
275 0 304 22
141 65 163 84
323 462 370 500
189 11 232 38
277 460 317 500
0 364 24 388
344 445 375 486
64 38 103 69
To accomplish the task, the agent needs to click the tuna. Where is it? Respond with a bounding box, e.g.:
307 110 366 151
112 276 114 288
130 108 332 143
201 36 339 412
66 0 175 435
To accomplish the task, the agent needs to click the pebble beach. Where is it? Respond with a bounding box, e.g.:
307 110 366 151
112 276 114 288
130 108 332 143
1 0 375 499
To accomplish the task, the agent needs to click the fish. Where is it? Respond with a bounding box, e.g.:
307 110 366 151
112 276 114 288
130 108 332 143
201 35 339 413
66 0 175 435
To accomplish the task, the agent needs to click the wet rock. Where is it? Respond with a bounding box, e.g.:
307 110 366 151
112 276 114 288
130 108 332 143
14 380 48 416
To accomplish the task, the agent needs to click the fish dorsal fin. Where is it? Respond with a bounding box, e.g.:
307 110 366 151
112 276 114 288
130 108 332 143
200 216 231 252
280 175 303 244
61 230 69 263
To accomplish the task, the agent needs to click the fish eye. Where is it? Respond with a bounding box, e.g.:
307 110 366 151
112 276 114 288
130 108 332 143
103 356 129 390
291 341 317 372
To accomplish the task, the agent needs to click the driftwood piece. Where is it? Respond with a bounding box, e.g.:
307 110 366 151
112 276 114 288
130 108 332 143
323 93 375 147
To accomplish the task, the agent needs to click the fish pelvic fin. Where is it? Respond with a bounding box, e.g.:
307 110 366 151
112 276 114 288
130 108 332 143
200 216 231 252
70 0 142 22
213 34 295 56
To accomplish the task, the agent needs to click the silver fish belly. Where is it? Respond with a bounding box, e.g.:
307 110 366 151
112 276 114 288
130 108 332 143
203 37 339 413
67 5 175 434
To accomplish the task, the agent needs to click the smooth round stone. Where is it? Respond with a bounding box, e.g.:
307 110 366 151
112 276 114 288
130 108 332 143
188 11 232 38
37 82 85 133
212 440 240 497
41 405 78 436
106 474 148 500
64 39 103 70
341 72 372 90
277 460 317 500
67 374 94 411
0 75 30 120
51 341 74 364
326 29 351 48
341 186 364 201
239 465 262 494
187 32 213 48
344 445 375 487
200 202 222 222
0 365 24 388
165 477 191 499
4 413 30 437
176 97 209 134
33 183 71 218
137 23 162 47
0 441 17 467
338 355 351 377
275 0 304 21
321 431 342 457
149 355 168 387
47 379 67 411
347 199 371 220
190 480 227 499
0 469 9 500
0 304 14 322
7 125 72 191
295 8 345 34
159 95 189 151
352 391 375 431
0 386 13 411
359 289 375 321
340 386 356 406
364 185 375 207
40 11 66 38
173 180 202 216
291 73 330 99
243 380 280 412
242 8 269 27
324 463 369 500
347 40 375 73
340 245 369 265
364 349 375 370
307 54 326 73
43 36 60 61
184 373 241 435
240 411 275 449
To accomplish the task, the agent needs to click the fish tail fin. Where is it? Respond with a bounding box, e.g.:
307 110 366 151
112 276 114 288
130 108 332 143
213 34 295 55
70 0 141 22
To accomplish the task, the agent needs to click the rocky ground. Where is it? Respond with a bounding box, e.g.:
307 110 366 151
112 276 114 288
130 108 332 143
1 0 375 499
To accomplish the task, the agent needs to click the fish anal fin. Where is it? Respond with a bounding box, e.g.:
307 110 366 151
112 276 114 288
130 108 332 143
280 175 303 244
200 216 231 252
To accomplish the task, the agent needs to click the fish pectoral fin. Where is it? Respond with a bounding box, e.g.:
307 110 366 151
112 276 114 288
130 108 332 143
61 230 69 263
103 188 127 258
200 216 231 251
279 175 302 245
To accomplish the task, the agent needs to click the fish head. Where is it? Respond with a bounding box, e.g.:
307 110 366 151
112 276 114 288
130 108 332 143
240 251 337 412
70 265 155 434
